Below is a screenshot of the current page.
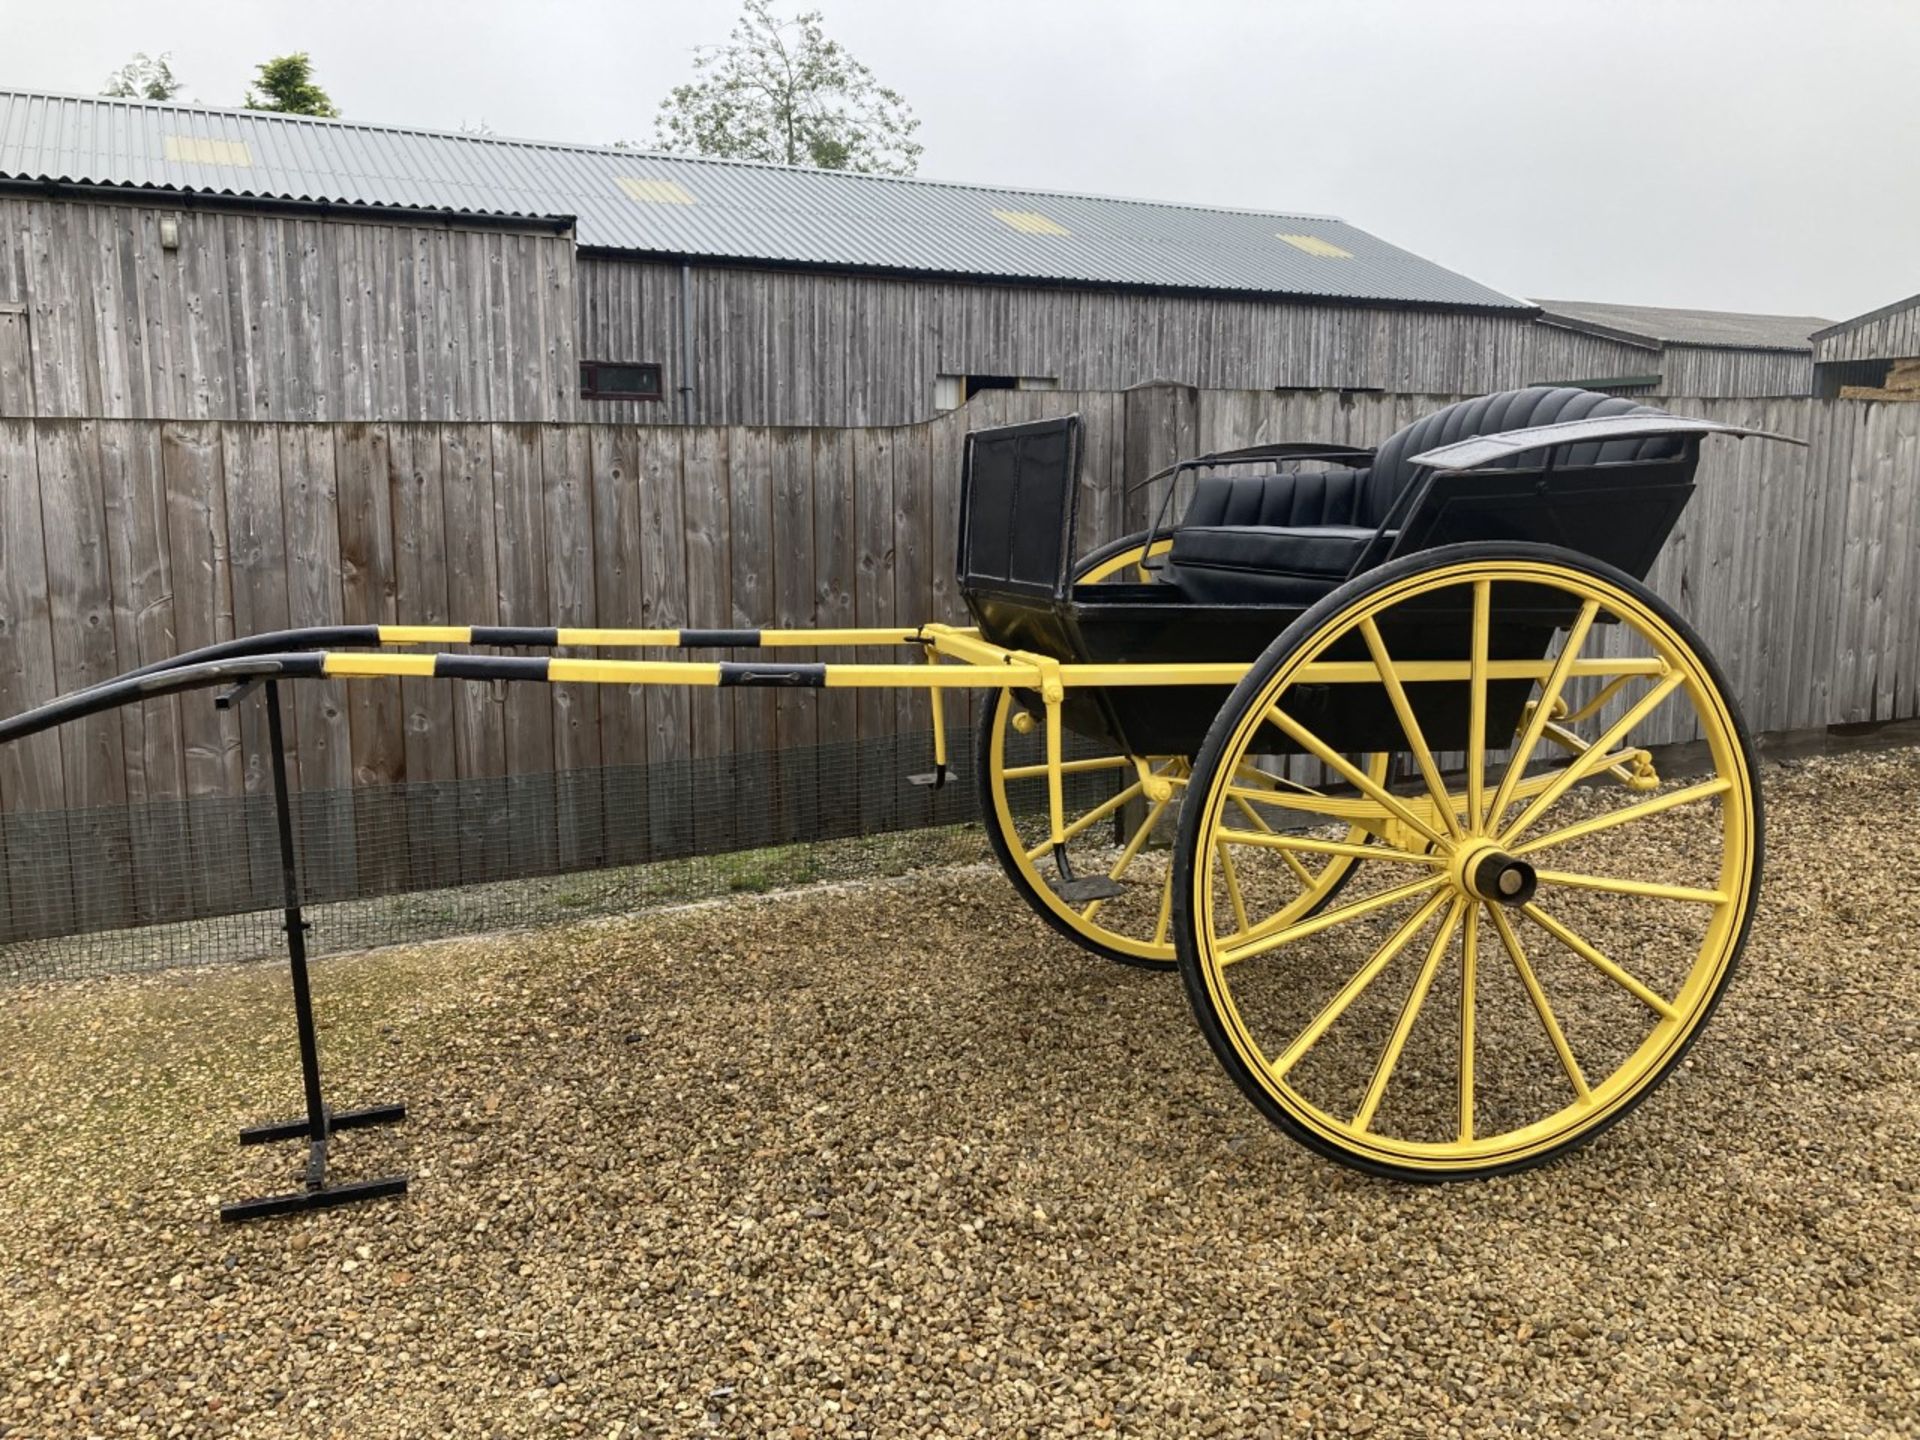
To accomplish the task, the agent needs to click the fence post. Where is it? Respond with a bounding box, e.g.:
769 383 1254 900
1120 382 1199 532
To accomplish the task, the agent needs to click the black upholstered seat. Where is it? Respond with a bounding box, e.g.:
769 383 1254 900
1164 387 1684 604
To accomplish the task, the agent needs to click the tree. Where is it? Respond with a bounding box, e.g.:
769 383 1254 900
244 53 340 118
652 2 921 175
103 52 183 102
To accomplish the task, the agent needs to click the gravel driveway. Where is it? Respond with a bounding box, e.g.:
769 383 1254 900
1 745 1917 1438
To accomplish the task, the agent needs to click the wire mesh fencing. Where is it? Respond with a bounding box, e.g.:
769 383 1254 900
0 730 999 985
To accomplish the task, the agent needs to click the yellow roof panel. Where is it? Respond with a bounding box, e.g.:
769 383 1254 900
1277 233 1352 259
616 177 697 205
163 135 251 167
992 208 1070 237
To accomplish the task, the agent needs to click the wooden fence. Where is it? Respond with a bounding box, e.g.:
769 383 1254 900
0 386 1915 942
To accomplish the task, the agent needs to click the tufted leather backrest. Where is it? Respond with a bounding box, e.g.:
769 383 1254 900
1358 386 1682 526
1179 388 1685 536
1180 464 1370 530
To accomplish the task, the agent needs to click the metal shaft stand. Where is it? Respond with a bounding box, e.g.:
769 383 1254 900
218 679 408 1223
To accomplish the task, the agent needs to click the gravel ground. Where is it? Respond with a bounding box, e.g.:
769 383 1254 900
2 745 1918 1439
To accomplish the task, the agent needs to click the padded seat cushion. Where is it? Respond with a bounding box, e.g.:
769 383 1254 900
1167 524 1374 605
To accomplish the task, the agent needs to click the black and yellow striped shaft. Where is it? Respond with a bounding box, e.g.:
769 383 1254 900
106 623 935 687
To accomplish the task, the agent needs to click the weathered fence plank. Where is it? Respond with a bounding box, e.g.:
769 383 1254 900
811 428 861 840
0 420 73 935
279 423 357 901
682 424 735 853
96 420 192 924
220 422 296 902
727 425 778 839
388 424 462 889
541 424 605 870
771 427 819 843
853 425 899 833
490 424 558 876
636 427 694 858
161 420 250 915
35 421 133 931
440 425 511 882
337 423 410 896
590 425 650 863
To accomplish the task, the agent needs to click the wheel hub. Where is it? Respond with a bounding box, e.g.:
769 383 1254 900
1452 840 1537 907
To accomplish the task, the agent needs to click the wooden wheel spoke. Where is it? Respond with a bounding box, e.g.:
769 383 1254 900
1277 847 1317 889
1216 835 1252 936
1355 899 1465 1133
1232 761 1317 795
1562 672 1638 726
1487 904 1590 1101
1221 874 1448 965
1262 706 1449 848
1224 793 1322 885
1358 617 1462 839
1227 784 1368 819
1271 890 1454 1078
1021 777 1145 862
1152 866 1173 946
1217 829 1436 867
1232 758 1368 802
1230 791 1277 833
1081 796 1170 921
1523 903 1682 1021
1458 905 1478 1144
1534 869 1728 906
1511 777 1733 856
1499 672 1686 846
1485 600 1600 831
1002 754 1134 781
1465 579 1491 832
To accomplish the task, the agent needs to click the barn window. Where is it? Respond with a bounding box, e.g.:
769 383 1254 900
580 361 664 402
935 374 1062 410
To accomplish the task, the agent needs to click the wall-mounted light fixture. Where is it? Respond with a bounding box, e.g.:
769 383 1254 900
159 215 181 251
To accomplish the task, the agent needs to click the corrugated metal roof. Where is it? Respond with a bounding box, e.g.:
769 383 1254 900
0 89 1527 310
1535 299 1831 353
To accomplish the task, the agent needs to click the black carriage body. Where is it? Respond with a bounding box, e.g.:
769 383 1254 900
958 393 1720 756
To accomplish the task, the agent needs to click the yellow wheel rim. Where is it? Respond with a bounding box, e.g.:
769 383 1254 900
1184 557 1758 1175
1075 537 1173 585
983 538 1383 967
984 693 1387 969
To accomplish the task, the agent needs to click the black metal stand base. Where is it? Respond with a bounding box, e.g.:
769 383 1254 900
221 1102 411 1222
215 679 411 1224
221 1174 410 1223
239 1102 408 1147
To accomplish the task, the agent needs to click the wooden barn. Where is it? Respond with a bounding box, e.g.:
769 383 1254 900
1812 293 1920 399
0 87 1762 429
1530 299 1830 398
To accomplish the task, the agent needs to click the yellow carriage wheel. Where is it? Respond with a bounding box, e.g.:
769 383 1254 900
1172 542 1761 1179
977 536 1385 970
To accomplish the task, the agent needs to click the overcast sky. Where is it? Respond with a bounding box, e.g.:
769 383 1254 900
5 0 1912 320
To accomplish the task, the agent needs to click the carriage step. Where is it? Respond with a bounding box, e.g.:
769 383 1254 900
1052 875 1128 903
